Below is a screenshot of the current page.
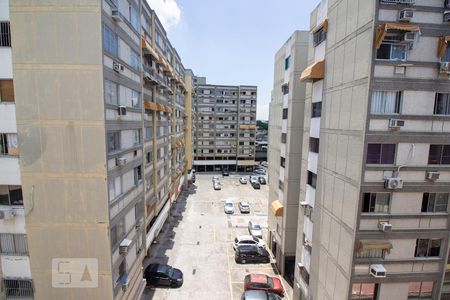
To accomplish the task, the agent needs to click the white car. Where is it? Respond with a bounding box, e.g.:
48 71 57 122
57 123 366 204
248 221 263 238
239 177 248 184
212 176 220 182
224 199 234 214
249 176 259 184
213 181 221 190
239 201 250 213
233 235 265 250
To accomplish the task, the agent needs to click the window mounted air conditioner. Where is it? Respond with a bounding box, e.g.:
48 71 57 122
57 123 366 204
445 11 450 22
384 177 403 189
119 239 132 255
111 9 122 22
440 62 450 74
0 208 15 220
113 61 124 73
378 221 393 232
403 32 416 42
370 264 387 278
426 171 440 181
116 157 127 167
399 10 414 21
388 119 405 129
121 274 130 291
118 106 127 116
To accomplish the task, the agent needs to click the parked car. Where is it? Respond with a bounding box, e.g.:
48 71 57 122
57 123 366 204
254 169 266 175
224 199 234 214
214 181 221 190
222 169 229 176
242 290 282 300
239 201 250 213
258 177 266 185
248 221 263 238
244 274 284 296
249 176 259 184
235 245 270 264
251 181 261 189
233 235 265 250
239 177 248 184
144 263 183 288
212 176 220 182
188 169 196 183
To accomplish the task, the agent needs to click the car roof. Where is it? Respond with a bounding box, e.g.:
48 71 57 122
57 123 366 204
243 290 269 299
237 235 255 241
240 201 249 205
249 274 269 284
147 263 169 273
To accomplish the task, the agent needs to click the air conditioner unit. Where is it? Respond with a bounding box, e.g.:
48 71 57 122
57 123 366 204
118 105 127 116
426 171 440 181
399 10 414 21
403 32 416 42
119 239 132 255
0 209 15 220
384 177 403 190
113 61 124 73
440 62 450 74
370 264 387 278
116 157 127 167
121 275 130 291
111 9 122 22
300 201 308 207
389 119 405 129
304 240 312 252
445 11 450 22
378 221 393 232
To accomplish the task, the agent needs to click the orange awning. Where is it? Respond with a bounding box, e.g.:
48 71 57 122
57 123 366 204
438 36 450 58
156 103 165 112
313 18 328 33
300 60 325 82
248 124 256 130
240 124 249 130
144 100 158 111
375 23 420 49
141 36 160 60
171 141 178 149
164 105 173 113
270 200 284 217
357 240 393 253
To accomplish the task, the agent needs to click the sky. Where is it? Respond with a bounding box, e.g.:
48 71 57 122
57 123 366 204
148 0 320 120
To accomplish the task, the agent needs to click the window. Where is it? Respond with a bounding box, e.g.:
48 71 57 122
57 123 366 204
0 186 23 206
145 127 152 140
134 165 142 185
310 138 319 153
307 171 317 188
278 180 284 191
377 43 407 61
441 44 450 63
282 108 288 119
0 80 14 102
102 24 118 56
0 22 11 47
107 131 120 152
371 91 401 114
281 133 287 144
281 83 289 95
356 248 386 259
0 133 18 156
428 145 450 165
280 157 286 168
0 233 28 255
422 193 448 213
133 129 141 146
415 239 441 257
146 151 152 165
311 102 322 118
104 80 118 105
313 27 327 46
110 219 125 247
351 283 378 300
434 93 450 115
130 50 140 71
129 4 140 32
284 56 291 70
2 279 33 298
362 193 390 213
366 144 396 164
108 176 122 202
408 282 433 299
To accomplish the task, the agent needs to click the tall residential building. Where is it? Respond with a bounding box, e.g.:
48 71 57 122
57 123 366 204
0 0 33 298
193 77 257 172
268 0 450 299
267 30 309 284
8 0 192 299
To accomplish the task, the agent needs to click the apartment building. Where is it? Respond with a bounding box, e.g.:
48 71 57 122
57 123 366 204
267 31 309 285
193 77 257 172
265 0 450 299
7 0 192 299
0 0 33 299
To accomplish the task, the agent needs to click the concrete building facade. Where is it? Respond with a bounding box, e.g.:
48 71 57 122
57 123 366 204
267 0 450 299
7 0 192 299
193 77 257 172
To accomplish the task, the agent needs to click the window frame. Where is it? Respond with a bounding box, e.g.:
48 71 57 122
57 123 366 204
376 42 407 61
311 102 322 118
362 193 391 214
307 171 317 189
428 144 450 165
309 137 320 153
414 239 441 257
433 93 450 115
102 24 118 56
421 193 449 213
366 143 396 165
107 131 121 153
313 27 327 47
407 281 434 299
0 22 11 47
371 91 402 114
0 185 24 206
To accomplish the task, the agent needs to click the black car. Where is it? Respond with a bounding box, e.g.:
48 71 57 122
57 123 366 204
144 263 183 288
222 169 230 176
258 177 266 185
251 181 261 189
235 245 270 264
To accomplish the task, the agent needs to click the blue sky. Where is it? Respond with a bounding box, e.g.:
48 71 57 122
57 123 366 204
148 0 319 120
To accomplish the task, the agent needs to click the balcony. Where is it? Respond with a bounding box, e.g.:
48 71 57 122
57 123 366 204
380 0 415 4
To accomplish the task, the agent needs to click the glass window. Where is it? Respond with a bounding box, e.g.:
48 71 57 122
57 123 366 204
312 102 322 118
129 4 140 32
0 186 23 206
102 24 118 56
377 43 407 61
134 165 142 185
434 93 450 115
0 22 11 47
351 283 378 300
133 130 141 146
130 50 140 71
313 27 327 46
284 56 291 70
104 80 118 105
362 193 390 213
415 239 441 257
421 193 448 213
282 108 288 119
442 45 450 63
281 133 287 144
280 157 286 168
281 83 289 95
111 219 125 247
408 281 433 299
371 91 401 114
307 171 317 188
428 145 450 165
310 138 320 153
107 131 120 152
366 144 396 164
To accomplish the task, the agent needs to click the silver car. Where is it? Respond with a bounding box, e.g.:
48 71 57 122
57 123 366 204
242 290 282 300
213 181 221 190
248 221 263 238
239 201 250 213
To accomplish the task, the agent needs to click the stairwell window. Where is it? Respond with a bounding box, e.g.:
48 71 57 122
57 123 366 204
104 80 118 105
313 27 327 47
284 56 291 70
428 145 450 165
362 193 390 213
310 138 320 153
107 131 120 153
307 171 317 188
282 108 288 119
371 91 402 114
311 102 322 118
281 133 287 144
281 83 289 95
366 144 396 164
434 93 450 115
415 239 441 257
0 186 23 206
421 193 448 213
280 157 286 168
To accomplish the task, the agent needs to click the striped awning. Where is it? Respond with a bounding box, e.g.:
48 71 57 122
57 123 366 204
164 105 173 113
270 200 284 217
156 103 165 112
300 60 325 82
357 240 393 253
375 23 420 49
141 36 160 60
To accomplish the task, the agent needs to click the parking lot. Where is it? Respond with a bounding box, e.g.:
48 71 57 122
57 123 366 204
142 173 291 300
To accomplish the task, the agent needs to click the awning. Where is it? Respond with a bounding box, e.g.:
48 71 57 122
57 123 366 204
248 124 256 130
375 23 421 49
438 36 450 58
164 105 173 113
156 103 165 112
271 200 284 217
300 60 325 82
240 124 249 130
141 36 160 60
171 141 178 149
357 240 393 253
313 18 328 33
177 140 182 147
144 100 158 111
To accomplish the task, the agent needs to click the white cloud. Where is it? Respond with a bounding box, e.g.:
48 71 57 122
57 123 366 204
147 0 181 31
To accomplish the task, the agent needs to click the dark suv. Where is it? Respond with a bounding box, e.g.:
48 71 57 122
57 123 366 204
235 245 270 264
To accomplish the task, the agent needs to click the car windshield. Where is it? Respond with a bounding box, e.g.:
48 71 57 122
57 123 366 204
267 277 274 288
159 265 173 277
226 203 233 207
252 224 261 230
252 236 259 242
